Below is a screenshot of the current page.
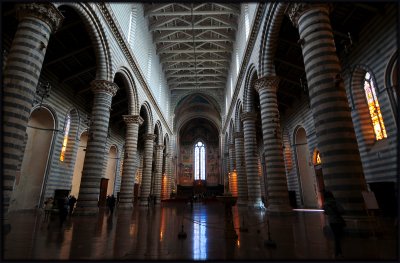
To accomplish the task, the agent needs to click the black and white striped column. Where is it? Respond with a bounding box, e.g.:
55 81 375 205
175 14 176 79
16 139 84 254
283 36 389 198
165 153 172 199
288 3 367 215
139 134 156 206
255 76 292 213
234 132 248 206
228 143 236 172
118 115 143 209
223 152 229 193
3 3 63 211
153 144 165 204
241 112 262 207
75 80 118 214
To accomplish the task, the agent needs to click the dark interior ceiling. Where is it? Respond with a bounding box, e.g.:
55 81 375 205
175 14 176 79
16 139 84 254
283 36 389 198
2 2 386 127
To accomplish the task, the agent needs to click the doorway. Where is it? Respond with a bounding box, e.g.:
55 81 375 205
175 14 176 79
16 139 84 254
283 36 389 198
9 107 55 211
295 127 318 208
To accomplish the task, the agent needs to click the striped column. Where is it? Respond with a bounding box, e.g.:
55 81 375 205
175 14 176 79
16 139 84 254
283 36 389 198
165 153 172 199
254 76 292 213
3 3 63 211
288 4 367 215
153 144 165 204
75 80 118 215
139 134 156 206
234 132 248 206
228 143 236 172
118 115 143 209
241 112 262 207
223 152 229 193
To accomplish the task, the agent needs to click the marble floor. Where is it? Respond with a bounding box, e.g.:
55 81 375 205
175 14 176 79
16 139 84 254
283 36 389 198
3 201 398 261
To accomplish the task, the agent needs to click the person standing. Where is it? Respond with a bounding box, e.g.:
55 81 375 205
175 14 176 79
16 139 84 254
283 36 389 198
58 195 69 227
68 195 77 216
323 190 346 258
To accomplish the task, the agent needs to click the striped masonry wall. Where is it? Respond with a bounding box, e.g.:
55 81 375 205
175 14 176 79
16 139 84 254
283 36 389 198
139 134 156 206
234 132 248 205
75 80 118 214
290 4 367 215
255 76 292 212
228 144 236 173
153 145 165 203
241 112 262 207
118 115 142 209
3 3 63 211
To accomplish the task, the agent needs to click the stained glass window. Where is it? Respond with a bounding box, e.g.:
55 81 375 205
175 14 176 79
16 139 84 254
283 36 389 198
60 114 71 161
364 72 387 140
194 141 206 180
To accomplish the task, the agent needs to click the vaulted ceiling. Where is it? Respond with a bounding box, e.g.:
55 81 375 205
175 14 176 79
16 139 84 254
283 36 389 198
144 3 239 91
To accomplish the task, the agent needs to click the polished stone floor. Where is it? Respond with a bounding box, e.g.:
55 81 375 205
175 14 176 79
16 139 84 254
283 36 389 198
3 201 398 261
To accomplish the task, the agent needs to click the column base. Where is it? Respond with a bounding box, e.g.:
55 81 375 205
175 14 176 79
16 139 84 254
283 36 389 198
73 207 99 216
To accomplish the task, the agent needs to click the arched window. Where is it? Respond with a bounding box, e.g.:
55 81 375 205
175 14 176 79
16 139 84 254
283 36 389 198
60 114 71 161
364 72 387 140
194 141 206 180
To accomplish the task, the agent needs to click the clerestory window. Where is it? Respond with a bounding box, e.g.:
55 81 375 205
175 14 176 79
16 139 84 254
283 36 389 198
60 114 71 161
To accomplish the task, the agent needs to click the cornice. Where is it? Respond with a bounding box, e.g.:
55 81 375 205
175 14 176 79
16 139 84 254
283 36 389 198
97 3 172 135
222 3 266 133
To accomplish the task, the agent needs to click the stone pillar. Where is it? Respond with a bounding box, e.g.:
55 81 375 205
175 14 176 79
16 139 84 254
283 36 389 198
139 134 156 206
118 115 143 209
234 132 248 206
153 144 165 204
223 152 230 193
165 153 172 199
75 80 118 214
241 112 262 207
3 3 63 211
254 76 292 213
228 143 236 172
288 3 367 215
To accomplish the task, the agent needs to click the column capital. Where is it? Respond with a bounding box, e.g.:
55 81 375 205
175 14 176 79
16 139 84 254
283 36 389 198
240 111 257 122
286 3 332 28
123 115 144 125
90 80 119 97
155 144 165 151
254 76 280 94
143 133 157 141
16 3 64 32
165 153 171 158
234 131 244 139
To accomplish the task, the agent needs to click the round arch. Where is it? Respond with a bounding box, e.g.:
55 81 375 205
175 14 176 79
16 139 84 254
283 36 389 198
114 66 140 115
55 3 112 81
243 65 259 113
139 101 154 134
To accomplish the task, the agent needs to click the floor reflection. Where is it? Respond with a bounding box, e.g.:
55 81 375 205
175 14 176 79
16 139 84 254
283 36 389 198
192 205 207 260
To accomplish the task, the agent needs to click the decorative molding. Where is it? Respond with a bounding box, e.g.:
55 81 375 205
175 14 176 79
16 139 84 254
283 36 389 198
286 3 332 28
222 3 266 133
97 3 172 135
123 115 144 125
16 3 64 32
90 80 118 96
155 145 165 151
254 76 280 93
143 133 157 141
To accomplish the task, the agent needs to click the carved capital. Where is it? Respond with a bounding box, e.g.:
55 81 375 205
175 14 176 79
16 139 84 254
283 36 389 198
16 3 64 33
155 144 165 151
286 3 332 28
234 132 244 139
123 115 144 125
240 111 257 122
143 133 156 141
254 76 280 93
90 80 119 97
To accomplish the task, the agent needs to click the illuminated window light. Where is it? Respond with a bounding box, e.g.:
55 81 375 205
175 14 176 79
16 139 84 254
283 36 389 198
60 114 71 162
316 152 321 165
194 141 206 180
364 72 387 140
